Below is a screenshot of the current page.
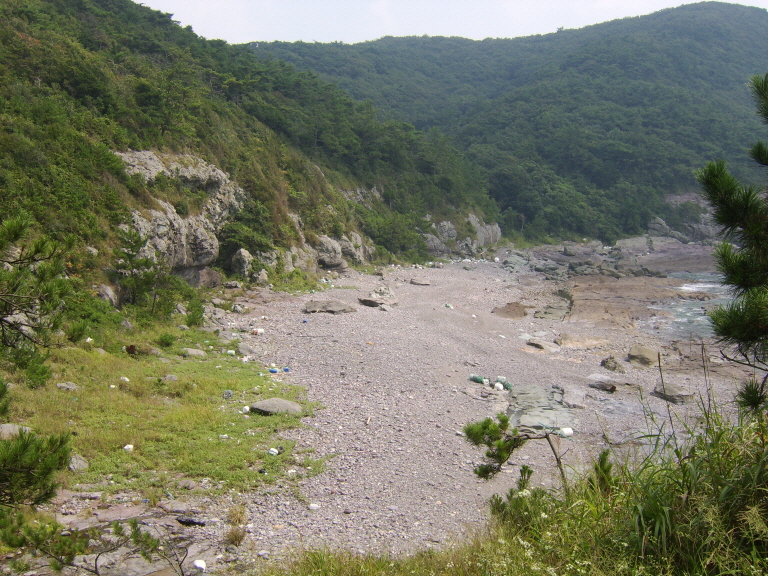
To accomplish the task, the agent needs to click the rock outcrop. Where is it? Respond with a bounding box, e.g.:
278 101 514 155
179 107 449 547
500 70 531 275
423 213 501 257
117 151 374 284
117 151 247 286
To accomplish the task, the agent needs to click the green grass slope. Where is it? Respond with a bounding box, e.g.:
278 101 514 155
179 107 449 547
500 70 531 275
0 0 496 261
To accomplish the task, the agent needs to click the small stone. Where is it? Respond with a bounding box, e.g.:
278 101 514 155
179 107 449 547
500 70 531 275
308 503 320 511
222 390 233 400
163 374 178 382
56 382 79 391
182 348 207 358
258 550 270 558
68 454 89 472
178 324 189 331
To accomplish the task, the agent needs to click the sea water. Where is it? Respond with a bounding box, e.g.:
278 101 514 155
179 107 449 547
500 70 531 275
638 272 730 342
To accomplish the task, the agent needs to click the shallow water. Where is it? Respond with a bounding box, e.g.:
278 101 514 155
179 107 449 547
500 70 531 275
638 272 730 342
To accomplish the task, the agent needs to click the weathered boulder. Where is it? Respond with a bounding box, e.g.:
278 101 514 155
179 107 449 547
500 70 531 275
117 151 247 281
527 338 561 353
434 221 458 242
338 232 373 263
653 382 695 405
254 269 269 286
178 266 222 288
97 284 118 308
422 233 448 255
250 398 302 415
601 356 627 374
304 300 356 314
467 213 501 247
628 345 659 367
315 236 347 269
230 248 253 277
0 423 31 439
182 348 207 358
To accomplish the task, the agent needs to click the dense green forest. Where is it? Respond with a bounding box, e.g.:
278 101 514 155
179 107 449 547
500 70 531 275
0 0 495 261
253 2 768 241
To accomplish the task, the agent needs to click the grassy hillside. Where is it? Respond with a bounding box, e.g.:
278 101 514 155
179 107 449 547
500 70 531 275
0 0 495 261
253 2 768 240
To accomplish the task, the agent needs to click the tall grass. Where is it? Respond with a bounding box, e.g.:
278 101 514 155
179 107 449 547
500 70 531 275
258 391 768 575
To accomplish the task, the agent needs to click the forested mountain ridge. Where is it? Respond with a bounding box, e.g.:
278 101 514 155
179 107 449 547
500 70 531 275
253 2 768 241
0 0 495 264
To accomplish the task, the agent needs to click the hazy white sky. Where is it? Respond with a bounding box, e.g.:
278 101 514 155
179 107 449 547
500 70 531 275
137 0 768 44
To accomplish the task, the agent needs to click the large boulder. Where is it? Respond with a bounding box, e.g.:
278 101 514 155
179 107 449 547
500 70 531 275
117 151 247 280
315 236 347 269
250 398 302 415
230 248 253 277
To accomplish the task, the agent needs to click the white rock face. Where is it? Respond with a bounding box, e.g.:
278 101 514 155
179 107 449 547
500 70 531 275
117 150 247 274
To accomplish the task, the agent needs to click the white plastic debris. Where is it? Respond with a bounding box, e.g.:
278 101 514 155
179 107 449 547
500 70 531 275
123 444 134 453
192 559 207 572
559 427 574 437
85 337 94 344
119 376 129 382
242 406 250 413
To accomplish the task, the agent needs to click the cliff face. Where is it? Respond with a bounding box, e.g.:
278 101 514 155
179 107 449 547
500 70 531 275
117 151 247 283
116 151 379 285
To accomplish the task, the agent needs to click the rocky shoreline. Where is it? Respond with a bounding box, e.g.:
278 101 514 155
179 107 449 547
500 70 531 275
38 239 747 576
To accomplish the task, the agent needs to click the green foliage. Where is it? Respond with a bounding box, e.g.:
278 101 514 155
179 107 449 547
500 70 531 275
0 0 497 265
256 2 768 240
698 73 768 406
185 298 204 327
0 381 70 509
0 213 70 385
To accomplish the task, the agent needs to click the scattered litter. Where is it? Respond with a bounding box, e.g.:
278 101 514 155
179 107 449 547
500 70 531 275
119 376 130 382
123 444 134 453
283 367 290 373
269 368 279 374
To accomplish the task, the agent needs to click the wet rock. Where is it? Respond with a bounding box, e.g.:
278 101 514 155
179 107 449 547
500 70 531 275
250 398 302 415
304 300 356 314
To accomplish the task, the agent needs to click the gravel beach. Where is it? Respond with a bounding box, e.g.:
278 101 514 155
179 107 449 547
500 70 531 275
217 255 743 560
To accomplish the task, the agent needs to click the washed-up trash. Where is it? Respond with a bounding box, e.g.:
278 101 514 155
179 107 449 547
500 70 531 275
251 328 265 335
123 444 134 453
494 382 504 391
283 367 290 373
302 319 308 323
226 350 235 356
268 447 279 456
469 374 485 384
269 368 279 374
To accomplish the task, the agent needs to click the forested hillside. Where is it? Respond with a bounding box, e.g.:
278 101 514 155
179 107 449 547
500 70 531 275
0 0 495 261
253 2 768 240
